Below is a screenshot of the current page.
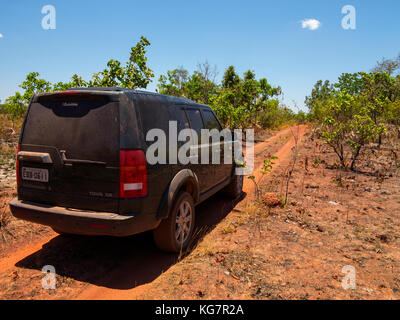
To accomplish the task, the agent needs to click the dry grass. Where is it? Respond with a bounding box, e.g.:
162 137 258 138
0 190 17 243
0 115 20 168
0 115 22 139
220 223 237 235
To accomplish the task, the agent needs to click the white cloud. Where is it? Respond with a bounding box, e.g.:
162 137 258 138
301 19 321 31
0 34 3 38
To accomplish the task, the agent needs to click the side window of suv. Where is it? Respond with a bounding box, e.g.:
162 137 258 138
202 110 222 131
175 108 190 132
186 108 204 137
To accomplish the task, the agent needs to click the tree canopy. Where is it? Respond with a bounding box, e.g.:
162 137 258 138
3 36 154 118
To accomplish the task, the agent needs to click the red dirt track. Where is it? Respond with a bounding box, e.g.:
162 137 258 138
0 125 308 299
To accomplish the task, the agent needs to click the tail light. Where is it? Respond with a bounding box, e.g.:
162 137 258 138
16 144 21 186
119 150 147 198
60 91 79 95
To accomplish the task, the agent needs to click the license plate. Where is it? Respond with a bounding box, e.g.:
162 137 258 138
22 167 49 182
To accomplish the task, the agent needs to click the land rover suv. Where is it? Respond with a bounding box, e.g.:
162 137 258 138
9 88 243 252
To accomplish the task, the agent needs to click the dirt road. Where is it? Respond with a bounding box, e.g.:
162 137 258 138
0 125 306 300
77 125 307 300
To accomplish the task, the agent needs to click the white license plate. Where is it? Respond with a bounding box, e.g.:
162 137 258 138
22 167 49 182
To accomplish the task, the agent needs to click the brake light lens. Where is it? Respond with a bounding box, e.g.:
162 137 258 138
60 91 79 95
119 150 147 198
16 144 20 186
90 224 111 229
15 211 28 217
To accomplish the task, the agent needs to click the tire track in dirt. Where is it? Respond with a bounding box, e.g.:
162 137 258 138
243 125 307 199
77 125 307 300
0 235 56 274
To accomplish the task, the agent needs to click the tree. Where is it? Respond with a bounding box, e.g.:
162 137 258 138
222 66 240 90
305 80 334 121
157 67 189 97
4 72 52 119
372 54 400 76
3 92 26 119
335 72 368 95
157 64 286 129
197 61 218 104
157 62 218 104
4 36 155 119
90 36 154 88
319 93 385 170
185 71 213 103
241 70 259 124
347 110 385 170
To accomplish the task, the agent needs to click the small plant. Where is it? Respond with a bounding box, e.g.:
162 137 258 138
332 176 344 187
278 194 285 206
281 126 300 205
261 156 278 175
312 157 322 168
247 175 258 198
248 156 278 199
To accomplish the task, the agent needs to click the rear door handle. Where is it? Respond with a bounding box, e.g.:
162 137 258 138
17 151 53 164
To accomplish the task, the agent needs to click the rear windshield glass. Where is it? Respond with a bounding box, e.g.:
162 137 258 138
22 94 119 164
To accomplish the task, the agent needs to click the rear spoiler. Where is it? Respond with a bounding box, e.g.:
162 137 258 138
33 90 121 103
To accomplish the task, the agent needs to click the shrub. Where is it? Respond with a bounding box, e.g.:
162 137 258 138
319 93 385 170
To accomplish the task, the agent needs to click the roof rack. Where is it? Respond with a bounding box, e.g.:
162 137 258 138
64 87 208 107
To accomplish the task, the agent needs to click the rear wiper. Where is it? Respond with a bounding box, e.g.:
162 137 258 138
60 150 107 166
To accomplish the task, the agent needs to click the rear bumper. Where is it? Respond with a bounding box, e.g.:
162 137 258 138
9 198 158 237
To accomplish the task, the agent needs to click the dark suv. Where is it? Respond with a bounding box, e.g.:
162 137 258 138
9 88 243 252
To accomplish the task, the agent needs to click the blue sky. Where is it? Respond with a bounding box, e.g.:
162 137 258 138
0 0 399 110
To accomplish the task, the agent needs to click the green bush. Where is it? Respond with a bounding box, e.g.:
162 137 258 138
318 92 386 170
3 36 154 120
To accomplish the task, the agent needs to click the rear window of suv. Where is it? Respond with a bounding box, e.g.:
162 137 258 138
22 93 119 164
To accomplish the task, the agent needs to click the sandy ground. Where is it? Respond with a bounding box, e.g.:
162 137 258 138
0 125 399 300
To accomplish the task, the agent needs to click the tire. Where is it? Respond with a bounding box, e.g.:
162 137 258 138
222 173 243 199
153 192 195 253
